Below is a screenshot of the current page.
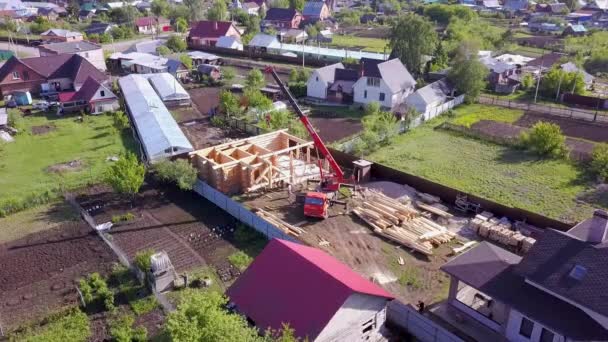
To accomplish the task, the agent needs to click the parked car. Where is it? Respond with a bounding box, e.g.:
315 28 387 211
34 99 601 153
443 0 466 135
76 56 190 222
33 101 50 111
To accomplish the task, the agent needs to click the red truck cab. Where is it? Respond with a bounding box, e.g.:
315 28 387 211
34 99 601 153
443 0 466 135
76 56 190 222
303 192 329 219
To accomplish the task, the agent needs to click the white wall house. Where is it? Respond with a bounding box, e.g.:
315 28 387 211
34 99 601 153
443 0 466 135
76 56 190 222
38 41 106 71
353 58 416 109
306 62 343 99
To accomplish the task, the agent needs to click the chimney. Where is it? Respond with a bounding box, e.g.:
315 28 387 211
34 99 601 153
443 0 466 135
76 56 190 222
587 209 608 244
360 61 364 78
75 44 80 50
214 21 218 30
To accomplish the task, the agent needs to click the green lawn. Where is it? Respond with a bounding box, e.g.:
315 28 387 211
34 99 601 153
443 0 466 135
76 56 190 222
449 104 524 127
329 35 388 53
366 106 603 223
0 110 135 216
0 201 79 243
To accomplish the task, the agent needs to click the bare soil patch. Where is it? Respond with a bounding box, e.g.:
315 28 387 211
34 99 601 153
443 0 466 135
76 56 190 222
31 124 56 135
515 112 608 143
309 116 363 142
189 87 222 115
46 159 84 174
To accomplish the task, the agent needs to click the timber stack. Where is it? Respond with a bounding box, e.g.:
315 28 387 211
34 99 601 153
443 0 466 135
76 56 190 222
352 189 455 255
470 214 536 254
255 209 306 237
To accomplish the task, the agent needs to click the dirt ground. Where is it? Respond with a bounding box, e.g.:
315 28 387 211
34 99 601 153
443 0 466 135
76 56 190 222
31 124 55 135
516 112 608 143
0 220 116 331
77 184 248 287
309 116 363 142
241 183 469 305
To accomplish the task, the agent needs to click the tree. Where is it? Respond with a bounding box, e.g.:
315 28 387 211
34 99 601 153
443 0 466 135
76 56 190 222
180 54 193 69
166 35 187 52
540 66 586 97
30 17 52 34
156 45 171 56
521 73 535 90
591 143 608 182
389 14 437 76
381 0 401 14
221 66 236 84
134 249 155 273
305 24 318 39
245 15 261 35
448 41 487 103
207 0 228 21
112 111 130 131
429 40 448 71
170 4 193 21
289 69 299 84
245 69 265 90
67 0 80 19
152 159 198 190
110 314 147 342
353 103 399 155
219 90 240 115
519 122 568 158
184 0 205 21
105 152 145 198
175 17 189 34
289 0 305 11
166 290 264 341
151 0 169 18
243 88 272 111
335 9 360 26
271 0 290 8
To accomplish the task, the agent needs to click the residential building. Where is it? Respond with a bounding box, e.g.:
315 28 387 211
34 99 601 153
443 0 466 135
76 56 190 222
242 1 260 15
302 1 331 20
404 79 454 117
38 41 106 71
216 36 243 50
125 40 165 55
188 51 222 66
535 2 568 13
37 6 65 20
279 28 308 43
59 76 119 114
480 56 520 93
108 52 188 78
504 0 529 12
482 0 502 9
84 22 116 36
40 29 83 43
0 54 107 96
118 74 193 163
525 52 567 72
263 8 302 29
440 209 608 342
135 16 171 35
187 20 241 48
562 24 588 36
227 239 395 341
586 0 608 10
306 62 344 99
561 61 594 88
352 58 416 109
494 53 534 66
196 64 221 81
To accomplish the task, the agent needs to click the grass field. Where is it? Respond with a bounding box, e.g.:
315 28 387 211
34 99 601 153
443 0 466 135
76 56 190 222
366 105 603 223
329 34 388 53
0 110 135 215
450 104 524 127
0 201 79 243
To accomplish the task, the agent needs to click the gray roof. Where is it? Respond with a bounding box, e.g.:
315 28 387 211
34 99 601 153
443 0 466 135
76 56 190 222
248 33 281 49
561 62 594 84
377 58 416 93
125 40 164 55
145 73 190 102
313 62 344 83
216 36 242 49
302 1 326 16
40 29 82 38
118 74 193 162
39 41 101 54
480 56 516 74
187 51 221 61
409 79 453 106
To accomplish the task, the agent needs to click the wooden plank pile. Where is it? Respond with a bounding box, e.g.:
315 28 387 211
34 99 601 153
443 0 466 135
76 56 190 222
352 190 455 255
470 214 536 254
255 209 306 237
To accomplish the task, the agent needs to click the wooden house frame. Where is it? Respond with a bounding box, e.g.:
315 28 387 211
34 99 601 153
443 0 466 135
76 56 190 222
190 130 321 194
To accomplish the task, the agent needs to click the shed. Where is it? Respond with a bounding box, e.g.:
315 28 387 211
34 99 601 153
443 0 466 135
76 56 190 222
216 36 244 50
145 73 191 107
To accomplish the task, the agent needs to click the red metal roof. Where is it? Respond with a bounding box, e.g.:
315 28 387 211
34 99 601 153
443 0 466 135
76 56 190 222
227 239 394 340
135 16 169 27
58 91 76 102
188 20 234 39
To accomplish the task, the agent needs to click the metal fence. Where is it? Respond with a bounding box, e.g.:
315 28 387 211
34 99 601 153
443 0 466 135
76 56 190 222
387 301 464 342
478 94 608 124
222 116 270 136
193 180 299 243
416 95 466 126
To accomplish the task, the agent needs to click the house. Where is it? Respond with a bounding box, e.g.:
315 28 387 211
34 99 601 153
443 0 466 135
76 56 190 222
187 21 241 48
353 58 416 109
242 1 260 15
263 8 302 29
561 61 594 88
118 74 193 163
0 54 107 96
302 1 330 20
188 51 222 66
525 52 567 72
247 33 281 52
227 239 395 341
279 28 308 43
38 41 106 71
40 29 83 43
108 52 189 78
196 64 221 81
404 79 454 118
504 0 529 12
84 22 117 36
586 0 608 10
535 2 568 13
307 62 344 99
482 0 502 9
562 24 587 36
125 40 165 55
59 76 119 114
37 6 65 20
216 35 243 50
440 209 608 342
480 56 520 93
135 1 151 11
135 16 171 35
494 53 534 66
306 63 358 103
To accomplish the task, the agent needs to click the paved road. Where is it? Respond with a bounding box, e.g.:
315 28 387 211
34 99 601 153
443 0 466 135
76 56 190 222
101 34 171 53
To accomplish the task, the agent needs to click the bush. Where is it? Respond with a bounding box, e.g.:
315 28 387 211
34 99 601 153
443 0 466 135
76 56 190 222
228 251 253 271
151 159 198 190
134 249 155 273
519 122 568 158
288 82 307 98
111 212 135 224
109 314 147 342
591 143 608 182
219 90 240 116
130 296 159 315
156 45 171 56
9 309 90 342
112 110 129 131
78 273 115 312
166 35 187 52
210 115 227 128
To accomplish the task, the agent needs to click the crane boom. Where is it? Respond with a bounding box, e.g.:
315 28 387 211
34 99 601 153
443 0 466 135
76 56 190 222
264 67 345 182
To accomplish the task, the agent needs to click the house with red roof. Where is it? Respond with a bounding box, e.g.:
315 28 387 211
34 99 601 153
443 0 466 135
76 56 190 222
262 8 302 29
0 54 108 96
227 239 395 341
187 20 241 49
59 77 119 114
135 16 171 35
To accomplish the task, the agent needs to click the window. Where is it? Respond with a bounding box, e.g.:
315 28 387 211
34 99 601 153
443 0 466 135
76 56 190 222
100 90 105 97
366 77 380 87
519 317 534 338
84 52 89 58
540 328 555 342
363 90 367 98
316 76 318 81
12 71 19 79
22 71 29 80
379 92 385 101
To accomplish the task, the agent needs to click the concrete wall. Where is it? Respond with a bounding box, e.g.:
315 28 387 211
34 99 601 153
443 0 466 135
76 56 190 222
505 309 565 342
386 300 464 342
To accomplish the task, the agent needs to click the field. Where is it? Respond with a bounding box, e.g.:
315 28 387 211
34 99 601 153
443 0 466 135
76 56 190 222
449 104 524 127
0 110 135 215
329 34 389 53
367 104 604 223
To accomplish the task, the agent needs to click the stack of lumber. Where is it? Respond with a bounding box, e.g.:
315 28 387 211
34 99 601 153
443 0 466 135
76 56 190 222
416 201 453 219
255 209 306 237
470 214 535 254
352 190 455 255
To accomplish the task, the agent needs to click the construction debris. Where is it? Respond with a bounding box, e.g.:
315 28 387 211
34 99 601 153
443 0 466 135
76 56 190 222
255 208 306 237
418 192 441 204
352 189 455 255
415 201 453 219
452 241 477 255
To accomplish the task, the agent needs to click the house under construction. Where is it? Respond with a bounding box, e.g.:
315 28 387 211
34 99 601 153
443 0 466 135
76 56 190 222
190 130 322 194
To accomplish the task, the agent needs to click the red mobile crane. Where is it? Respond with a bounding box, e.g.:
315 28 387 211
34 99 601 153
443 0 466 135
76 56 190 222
264 66 347 219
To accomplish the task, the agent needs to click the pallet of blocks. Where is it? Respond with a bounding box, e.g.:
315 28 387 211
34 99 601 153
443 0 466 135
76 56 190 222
255 209 306 237
352 190 455 256
470 214 534 253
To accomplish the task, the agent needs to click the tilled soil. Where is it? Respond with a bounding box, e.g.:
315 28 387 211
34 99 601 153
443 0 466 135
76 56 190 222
516 112 608 143
0 221 116 330
309 116 363 142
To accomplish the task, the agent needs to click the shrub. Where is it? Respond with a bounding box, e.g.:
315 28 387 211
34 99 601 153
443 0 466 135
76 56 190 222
9 309 90 342
519 122 568 158
228 251 253 271
591 143 608 182
105 152 145 198
156 45 171 56
288 82 307 98
112 110 130 131
210 115 227 128
134 249 155 273
151 159 198 190
111 212 135 224
78 273 115 312
166 35 187 52
109 314 148 342
130 296 159 315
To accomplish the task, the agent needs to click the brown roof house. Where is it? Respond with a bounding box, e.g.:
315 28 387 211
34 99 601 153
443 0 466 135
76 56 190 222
40 29 83 43
59 76 119 114
262 8 302 29
135 16 171 35
187 20 241 49
0 54 107 96
438 209 608 342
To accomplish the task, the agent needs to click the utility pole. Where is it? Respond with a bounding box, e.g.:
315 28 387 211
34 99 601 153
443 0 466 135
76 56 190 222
555 69 564 101
534 54 544 103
